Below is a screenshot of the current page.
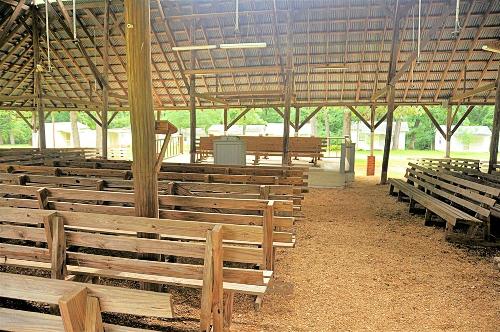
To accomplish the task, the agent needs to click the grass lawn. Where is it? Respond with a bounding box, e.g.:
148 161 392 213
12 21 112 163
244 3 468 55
354 149 491 178
0 144 32 149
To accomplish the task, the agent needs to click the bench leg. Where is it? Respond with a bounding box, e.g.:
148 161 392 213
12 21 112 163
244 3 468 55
424 209 433 226
408 198 416 214
223 291 234 331
397 190 404 202
389 184 395 196
254 295 263 311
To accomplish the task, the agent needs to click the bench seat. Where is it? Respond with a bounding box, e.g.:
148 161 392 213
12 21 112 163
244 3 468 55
388 178 481 226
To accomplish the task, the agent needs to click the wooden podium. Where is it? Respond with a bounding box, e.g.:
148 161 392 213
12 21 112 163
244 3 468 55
154 120 178 172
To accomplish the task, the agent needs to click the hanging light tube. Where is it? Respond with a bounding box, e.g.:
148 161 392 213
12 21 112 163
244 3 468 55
219 42 267 49
172 45 217 51
45 0 51 71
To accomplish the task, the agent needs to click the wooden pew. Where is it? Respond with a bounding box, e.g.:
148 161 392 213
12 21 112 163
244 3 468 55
0 163 308 192
0 148 93 165
199 136 324 165
0 272 173 332
0 172 303 211
0 206 273 330
0 184 294 248
388 162 500 238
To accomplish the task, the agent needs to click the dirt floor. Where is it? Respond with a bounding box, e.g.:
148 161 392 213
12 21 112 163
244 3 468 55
3 177 499 331
230 176 500 331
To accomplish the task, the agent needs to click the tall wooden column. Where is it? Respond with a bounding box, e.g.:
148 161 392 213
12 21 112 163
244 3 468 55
189 51 196 163
445 106 453 158
380 5 402 184
294 107 300 137
101 0 110 158
223 106 228 135
32 6 45 149
282 11 293 165
124 1 159 218
370 105 375 156
488 65 500 173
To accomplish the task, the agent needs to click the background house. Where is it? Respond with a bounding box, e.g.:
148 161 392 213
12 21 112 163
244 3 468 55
32 122 95 148
351 121 409 150
435 125 493 152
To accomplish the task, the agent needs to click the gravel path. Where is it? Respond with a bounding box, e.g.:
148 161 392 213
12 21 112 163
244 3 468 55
234 177 500 331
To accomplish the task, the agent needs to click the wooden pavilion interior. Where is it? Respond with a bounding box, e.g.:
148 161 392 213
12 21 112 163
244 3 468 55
0 0 499 331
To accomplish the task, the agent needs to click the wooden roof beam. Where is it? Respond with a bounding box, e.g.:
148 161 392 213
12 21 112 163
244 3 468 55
371 1 453 101
184 66 282 75
449 82 496 102
0 0 25 48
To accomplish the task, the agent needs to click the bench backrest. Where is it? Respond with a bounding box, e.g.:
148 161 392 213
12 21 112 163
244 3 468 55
199 136 323 153
0 207 271 290
0 172 303 203
406 163 499 220
0 272 173 331
0 164 307 188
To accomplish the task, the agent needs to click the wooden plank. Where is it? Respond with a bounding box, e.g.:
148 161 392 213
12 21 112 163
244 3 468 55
0 272 174 318
200 229 214 331
263 201 274 270
59 286 89 332
212 225 224 331
85 296 105 332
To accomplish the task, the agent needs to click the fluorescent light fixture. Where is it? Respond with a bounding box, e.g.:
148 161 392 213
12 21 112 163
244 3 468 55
172 45 217 51
219 42 267 49
313 64 348 71
482 42 500 54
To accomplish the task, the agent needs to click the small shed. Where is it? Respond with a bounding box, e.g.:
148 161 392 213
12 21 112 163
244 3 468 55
351 122 409 150
435 125 494 153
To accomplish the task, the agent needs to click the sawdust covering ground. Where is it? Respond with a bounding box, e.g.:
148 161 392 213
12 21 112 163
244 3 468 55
231 177 500 331
3 177 498 331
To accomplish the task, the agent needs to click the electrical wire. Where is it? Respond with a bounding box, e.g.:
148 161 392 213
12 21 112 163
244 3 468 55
45 0 51 72
417 0 421 63
235 0 239 33
73 0 77 40
453 0 461 36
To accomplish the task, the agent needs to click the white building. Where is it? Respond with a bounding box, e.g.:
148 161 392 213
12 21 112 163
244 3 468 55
351 121 409 150
435 125 493 153
32 122 95 148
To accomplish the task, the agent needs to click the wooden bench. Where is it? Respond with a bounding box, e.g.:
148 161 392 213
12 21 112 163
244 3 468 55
389 163 499 237
199 136 324 165
0 272 173 332
0 148 94 165
53 159 308 179
0 184 295 249
0 163 308 193
0 206 274 330
0 172 304 211
417 158 500 188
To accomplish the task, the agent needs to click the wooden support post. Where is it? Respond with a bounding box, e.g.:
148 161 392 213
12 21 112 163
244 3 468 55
223 291 235 331
101 0 111 159
294 107 300 137
211 225 224 331
59 287 88 332
259 185 270 200
43 213 67 280
200 229 214 331
223 107 228 135
85 296 105 332
282 11 293 165
124 0 160 291
370 105 375 156
263 201 274 271
488 65 500 174
380 5 402 185
445 106 452 158
32 6 45 149
189 48 197 163
36 187 49 209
